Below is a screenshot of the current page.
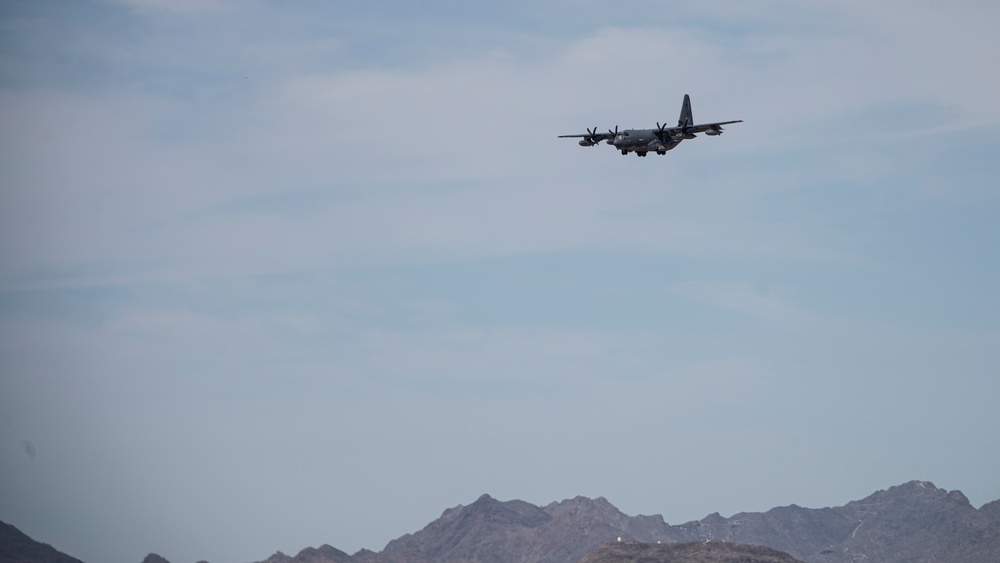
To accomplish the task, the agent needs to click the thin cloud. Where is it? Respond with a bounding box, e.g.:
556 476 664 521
666 280 810 326
102 0 228 14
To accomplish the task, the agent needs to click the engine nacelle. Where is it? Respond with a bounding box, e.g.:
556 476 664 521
657 138 678 151
705 128 722 136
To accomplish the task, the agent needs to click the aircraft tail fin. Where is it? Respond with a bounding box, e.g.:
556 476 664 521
678 94 693 128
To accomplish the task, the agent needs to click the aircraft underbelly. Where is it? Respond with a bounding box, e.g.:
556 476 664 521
623 139 676 153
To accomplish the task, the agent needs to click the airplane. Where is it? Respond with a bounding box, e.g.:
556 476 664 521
558 94 742 157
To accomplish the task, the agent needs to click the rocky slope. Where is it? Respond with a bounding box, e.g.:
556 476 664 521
578 541 804 563
659 481 1000 562
0 521 84 563
253 481 1000 563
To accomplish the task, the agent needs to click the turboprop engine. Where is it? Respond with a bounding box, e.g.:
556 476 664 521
657 139 678 152
577 126 607 147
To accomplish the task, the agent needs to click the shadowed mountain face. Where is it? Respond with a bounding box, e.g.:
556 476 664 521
0 521 85 563
662 481 1000 562
249 481 1000 563
578 541 805 563
373 494 664 563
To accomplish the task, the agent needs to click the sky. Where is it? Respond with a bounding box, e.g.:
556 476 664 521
1 1 999 562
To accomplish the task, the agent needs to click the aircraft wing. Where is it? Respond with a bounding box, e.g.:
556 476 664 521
656 120 743 137
687 119 743 133
557 132 614 141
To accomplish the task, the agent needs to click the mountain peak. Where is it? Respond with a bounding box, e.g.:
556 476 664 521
980 499 1000 522
294 544 352 562
461 494 551 528
700 512 727 525
948 489 971 506
851 479 975 510
261 551 292 563
543 495 632 519
379 494 553 560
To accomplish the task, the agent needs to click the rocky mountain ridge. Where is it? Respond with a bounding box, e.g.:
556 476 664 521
3 480 998 562
251 481 1000 563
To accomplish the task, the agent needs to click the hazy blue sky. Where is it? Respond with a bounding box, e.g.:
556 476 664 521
2 1 999 562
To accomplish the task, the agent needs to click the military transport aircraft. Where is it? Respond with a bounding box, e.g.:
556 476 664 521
558 94 742 157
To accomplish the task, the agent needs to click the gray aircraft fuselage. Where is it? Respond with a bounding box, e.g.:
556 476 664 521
606 129 680 155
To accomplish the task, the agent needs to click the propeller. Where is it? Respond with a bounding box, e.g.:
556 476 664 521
676 118 697 139
653 121 685 151
606 125 619 144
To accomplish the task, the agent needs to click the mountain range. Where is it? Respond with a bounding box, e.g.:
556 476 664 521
3 480 998 562
254 480 1000 563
